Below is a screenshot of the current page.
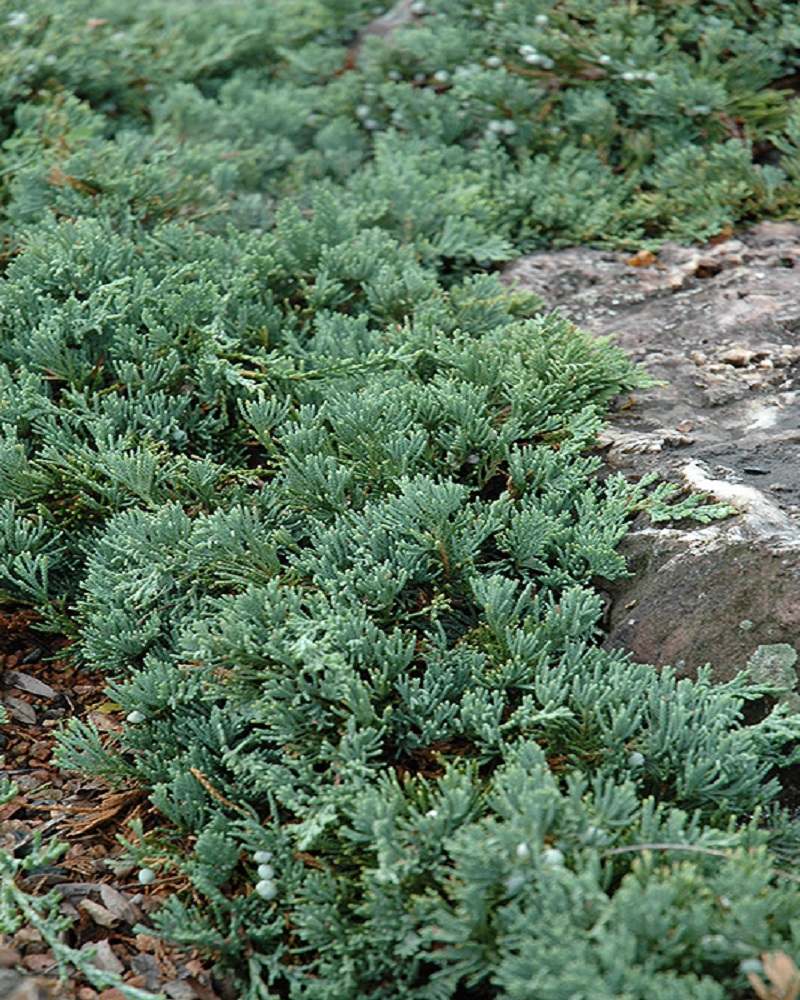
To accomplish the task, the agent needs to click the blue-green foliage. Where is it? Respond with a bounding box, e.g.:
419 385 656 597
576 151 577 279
2 0 800 997
2 0 800 248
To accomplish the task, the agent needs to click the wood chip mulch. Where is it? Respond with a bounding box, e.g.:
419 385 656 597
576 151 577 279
0 609 237 1000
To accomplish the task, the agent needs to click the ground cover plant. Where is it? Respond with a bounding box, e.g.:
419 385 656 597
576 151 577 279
3 0 800 996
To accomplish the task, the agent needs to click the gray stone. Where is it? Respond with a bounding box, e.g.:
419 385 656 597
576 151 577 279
352 0 422 60
598 510 800 683
502 222 800 512
503 222 800 684
748 643 799 691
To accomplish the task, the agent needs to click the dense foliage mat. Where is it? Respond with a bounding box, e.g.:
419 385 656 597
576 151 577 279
3 0 800 997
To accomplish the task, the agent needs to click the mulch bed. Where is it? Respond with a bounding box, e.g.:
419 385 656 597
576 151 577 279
0 609 233 1000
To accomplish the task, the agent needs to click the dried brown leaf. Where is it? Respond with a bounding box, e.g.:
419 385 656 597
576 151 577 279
4 672 56 699
183 978 222 1000
80 939 124 975
0 946 21 968
99 883 141 925
2 695 37 725
79 899 121 929
85 711 123 734
52 882 106 901
627 249 657 267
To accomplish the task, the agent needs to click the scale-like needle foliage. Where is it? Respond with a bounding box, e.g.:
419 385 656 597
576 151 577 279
1 0 800 996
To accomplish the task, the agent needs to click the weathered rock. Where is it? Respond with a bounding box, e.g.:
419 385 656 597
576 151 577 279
502 222 800 682
748 643 800 713
599 508 800 684
352 0 422 61
502 222 800 510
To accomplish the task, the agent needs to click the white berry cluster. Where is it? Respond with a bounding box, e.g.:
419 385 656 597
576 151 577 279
253 850 278 900
619 70 658 83
486 118 518 136
514 842 566 869
518 44 555 69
